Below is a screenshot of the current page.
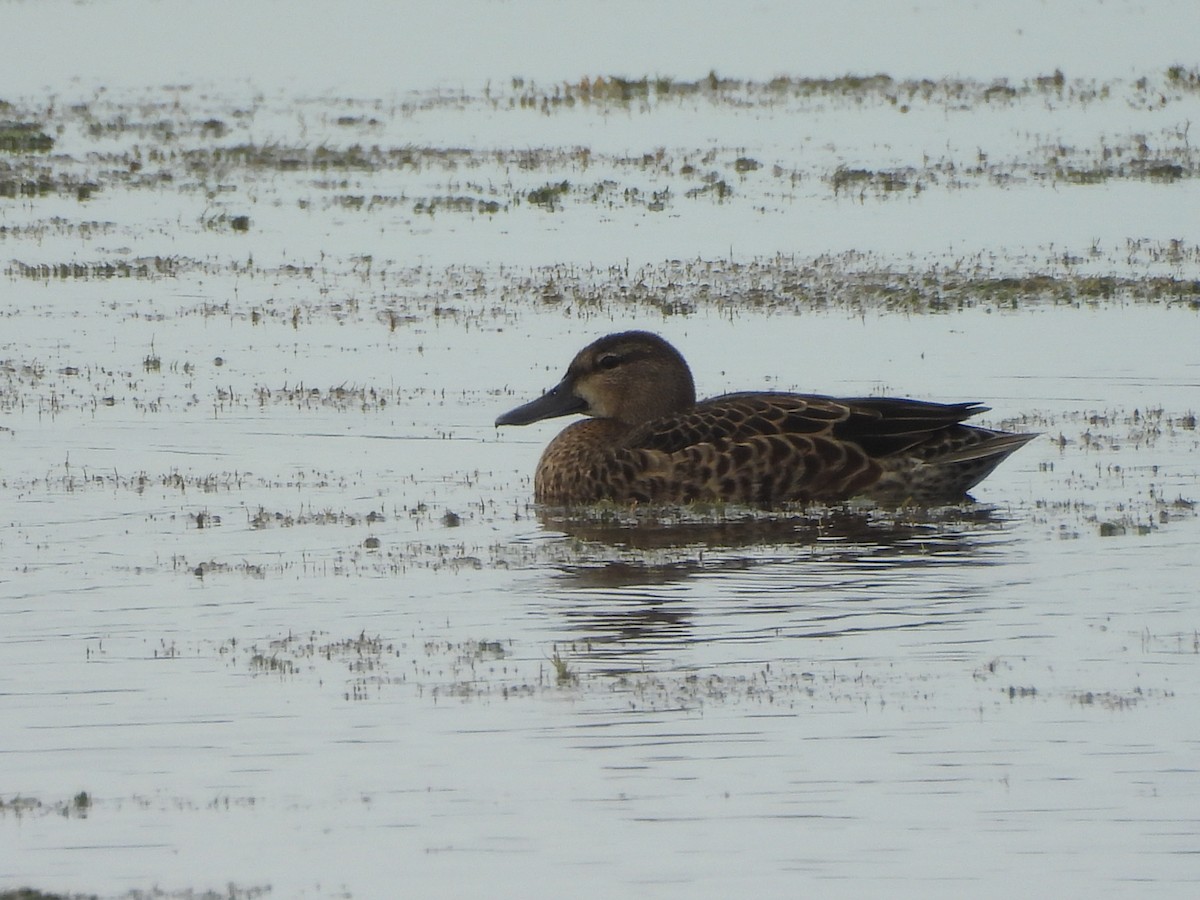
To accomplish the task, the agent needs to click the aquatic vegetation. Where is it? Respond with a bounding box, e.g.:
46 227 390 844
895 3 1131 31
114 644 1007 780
526 179 569 209
1166 64 1200 89
831 166 912 193
6 257 185 279
0 121 53 153
550 648 576 685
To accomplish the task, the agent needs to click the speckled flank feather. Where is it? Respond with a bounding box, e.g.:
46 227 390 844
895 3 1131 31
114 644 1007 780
496 331 1037 506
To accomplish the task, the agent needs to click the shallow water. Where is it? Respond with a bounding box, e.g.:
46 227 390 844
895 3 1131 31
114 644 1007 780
3 4 1200 898
4 293 1197 897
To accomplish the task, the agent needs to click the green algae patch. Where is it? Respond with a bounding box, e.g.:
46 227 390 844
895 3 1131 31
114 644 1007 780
526 179 570 209
0 121 53 153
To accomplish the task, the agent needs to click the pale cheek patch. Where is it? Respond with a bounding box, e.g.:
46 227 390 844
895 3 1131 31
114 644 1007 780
575 382 608 417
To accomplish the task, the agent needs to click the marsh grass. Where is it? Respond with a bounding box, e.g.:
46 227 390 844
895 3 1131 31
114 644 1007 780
0 121 53 153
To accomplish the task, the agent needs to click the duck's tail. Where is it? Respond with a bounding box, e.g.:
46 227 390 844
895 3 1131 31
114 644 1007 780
874 428 1039 500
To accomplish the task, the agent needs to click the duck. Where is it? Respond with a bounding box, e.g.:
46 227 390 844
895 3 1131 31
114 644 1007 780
495 331 1036 505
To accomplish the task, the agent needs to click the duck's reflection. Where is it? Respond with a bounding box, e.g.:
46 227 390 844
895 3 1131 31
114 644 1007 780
541 503 1005 581
523 503 1020 671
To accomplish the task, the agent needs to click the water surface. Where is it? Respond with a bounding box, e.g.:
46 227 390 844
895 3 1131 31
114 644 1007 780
2 7 1199 896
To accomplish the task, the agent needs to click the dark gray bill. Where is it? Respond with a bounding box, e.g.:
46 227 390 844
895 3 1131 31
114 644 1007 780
495 380 586 426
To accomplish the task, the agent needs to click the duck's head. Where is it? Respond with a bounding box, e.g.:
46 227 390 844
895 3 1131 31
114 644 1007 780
495 331 697 429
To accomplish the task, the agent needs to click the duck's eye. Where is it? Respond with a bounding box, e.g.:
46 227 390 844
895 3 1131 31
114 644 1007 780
597 354 621 371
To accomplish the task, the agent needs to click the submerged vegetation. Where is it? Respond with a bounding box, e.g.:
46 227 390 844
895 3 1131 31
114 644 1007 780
0 68 1196 245
9 251 1196 323
0 120 54 153
511 68 1166 110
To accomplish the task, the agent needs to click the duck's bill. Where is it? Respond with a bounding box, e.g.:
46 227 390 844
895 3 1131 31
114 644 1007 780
495 381 586 426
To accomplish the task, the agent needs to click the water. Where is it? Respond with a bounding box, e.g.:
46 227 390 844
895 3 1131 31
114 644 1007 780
2 3 1200 897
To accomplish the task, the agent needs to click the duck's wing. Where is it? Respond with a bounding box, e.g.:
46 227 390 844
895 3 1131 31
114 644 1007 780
829 396 989 457
624 392 985 458
604 394 1001 503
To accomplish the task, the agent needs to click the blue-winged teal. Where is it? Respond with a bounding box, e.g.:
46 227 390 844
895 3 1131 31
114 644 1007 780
496 331 1036 505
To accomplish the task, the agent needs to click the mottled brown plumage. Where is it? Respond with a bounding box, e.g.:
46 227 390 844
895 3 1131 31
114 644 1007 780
495 331 1036 505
